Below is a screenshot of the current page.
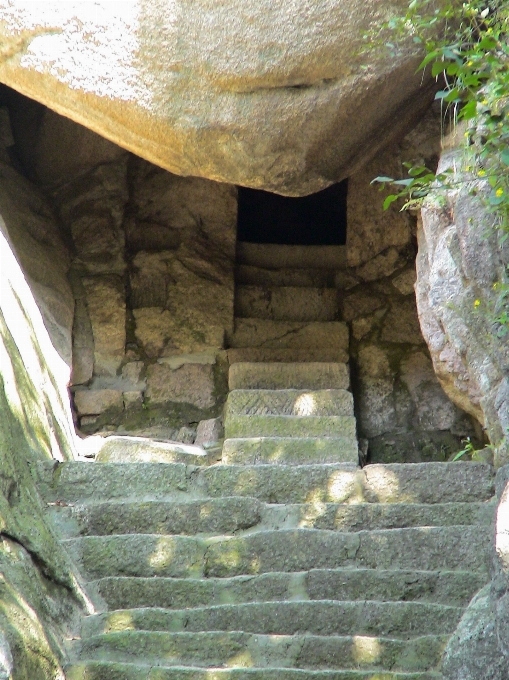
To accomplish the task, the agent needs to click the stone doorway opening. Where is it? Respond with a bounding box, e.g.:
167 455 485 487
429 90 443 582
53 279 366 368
237 181 348 246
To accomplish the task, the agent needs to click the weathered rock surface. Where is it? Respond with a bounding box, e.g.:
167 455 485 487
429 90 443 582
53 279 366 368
416 128 509 463
0 1 434 194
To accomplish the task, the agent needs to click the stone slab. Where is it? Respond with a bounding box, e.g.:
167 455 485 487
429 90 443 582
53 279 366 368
229 363 350 390
237 244 348 270
235 286 338 322
227 389 354 417
222 437 359 465
95 436 210 465
236 265 333 288
227 348 349 364
74 389 124 416
224 414 357 439
228 319 349 351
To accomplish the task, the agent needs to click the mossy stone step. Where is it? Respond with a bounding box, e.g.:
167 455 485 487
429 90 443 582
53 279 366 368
77 630 448 671
82 601 462 638
63 525 489 580
203 526 490 577
201 462 495 505
224 414 357 439
227 320 349 353
66 661 443 680
48 497 263 538
35 462 494 506
226 389 354 417
89 568 485 611
229 362 349 390
222 437 359 465
235 285 338 322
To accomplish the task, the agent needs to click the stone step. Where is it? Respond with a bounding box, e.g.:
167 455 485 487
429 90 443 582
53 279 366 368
48 495 494 539
77 630 448 671
94 436 212 465
35 462 495 506
62 526 490 580
66 661 443 680
203 526 490 578
89 569 486 611
227 319 349 352
236 264 334 288
82 601 462 638
235 285 338 322
224 414 357 439
201 463 495 505
47 497 263 538
222 437 359 465
227 347 349 364
236 242 348 270
229 362 350 390
226 389 354 417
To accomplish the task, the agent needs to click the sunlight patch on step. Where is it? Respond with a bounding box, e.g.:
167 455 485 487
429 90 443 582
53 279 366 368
352 636 382 665
299 499 327 528
226 650 254 668
294 392 317 416
363 466 410 503
148 537 176 571
327 470 363 503
105 610 134 633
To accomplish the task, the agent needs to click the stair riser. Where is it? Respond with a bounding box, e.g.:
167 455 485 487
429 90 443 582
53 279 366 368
36 462 495 505
52 499 494 538
235 286 338 322
222 437 359 465
224 415 357 439
65 662 443 679
79 631 448 671
229 362 350 390
235 264 334 288
63 526 490 580
227 320 349 352
226 389 354 417
82 601 463 638
227 348 349 363
90 569 486 611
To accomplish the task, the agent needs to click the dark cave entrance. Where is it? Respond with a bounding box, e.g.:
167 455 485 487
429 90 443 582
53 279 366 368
237 180 348 246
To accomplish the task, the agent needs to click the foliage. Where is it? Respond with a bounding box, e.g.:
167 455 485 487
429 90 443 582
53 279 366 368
452 436 492 461
369 0 509 221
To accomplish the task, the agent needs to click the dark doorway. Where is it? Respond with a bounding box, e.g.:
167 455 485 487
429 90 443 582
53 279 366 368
237 180 348 245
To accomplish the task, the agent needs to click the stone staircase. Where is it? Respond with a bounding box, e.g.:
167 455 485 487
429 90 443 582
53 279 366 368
35 457 495 679
225 243 357 467
31 242 496 678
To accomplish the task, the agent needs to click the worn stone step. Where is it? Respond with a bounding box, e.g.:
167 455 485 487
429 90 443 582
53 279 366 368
236 264 334 288
204 526 490 577
222 437 359 465
237 243 348 270
229 362 350 390
202 462 495 505
94 436 212 465
66 661 443 680
63 525 490 580
227 389 354 417
35 462 494 506
82 601 462 638
90 569 486 611
77 630 448 671
227 319 349 352
227 347 349 364
224 414 357 439
47 497 263 538
235 285 338 322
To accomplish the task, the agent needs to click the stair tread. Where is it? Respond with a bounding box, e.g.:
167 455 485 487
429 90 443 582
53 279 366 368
66 661 443 679
235 285 338 322
81 600 463 638
236 242 348 270
88 569 486 610
78 630 448 671
227 318 349 352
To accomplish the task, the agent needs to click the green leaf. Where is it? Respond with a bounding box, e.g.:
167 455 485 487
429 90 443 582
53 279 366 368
418 50 440 71
393 178 414 186
383 194 399 210
501 149 509 166
459 100 477 120
431 61 447 76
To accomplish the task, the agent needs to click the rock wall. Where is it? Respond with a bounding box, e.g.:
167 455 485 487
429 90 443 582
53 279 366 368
0 109 89 678
344 109 476 463
415 126 509 677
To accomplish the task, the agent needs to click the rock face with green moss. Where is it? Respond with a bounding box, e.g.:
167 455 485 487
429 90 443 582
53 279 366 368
0 151 88 677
